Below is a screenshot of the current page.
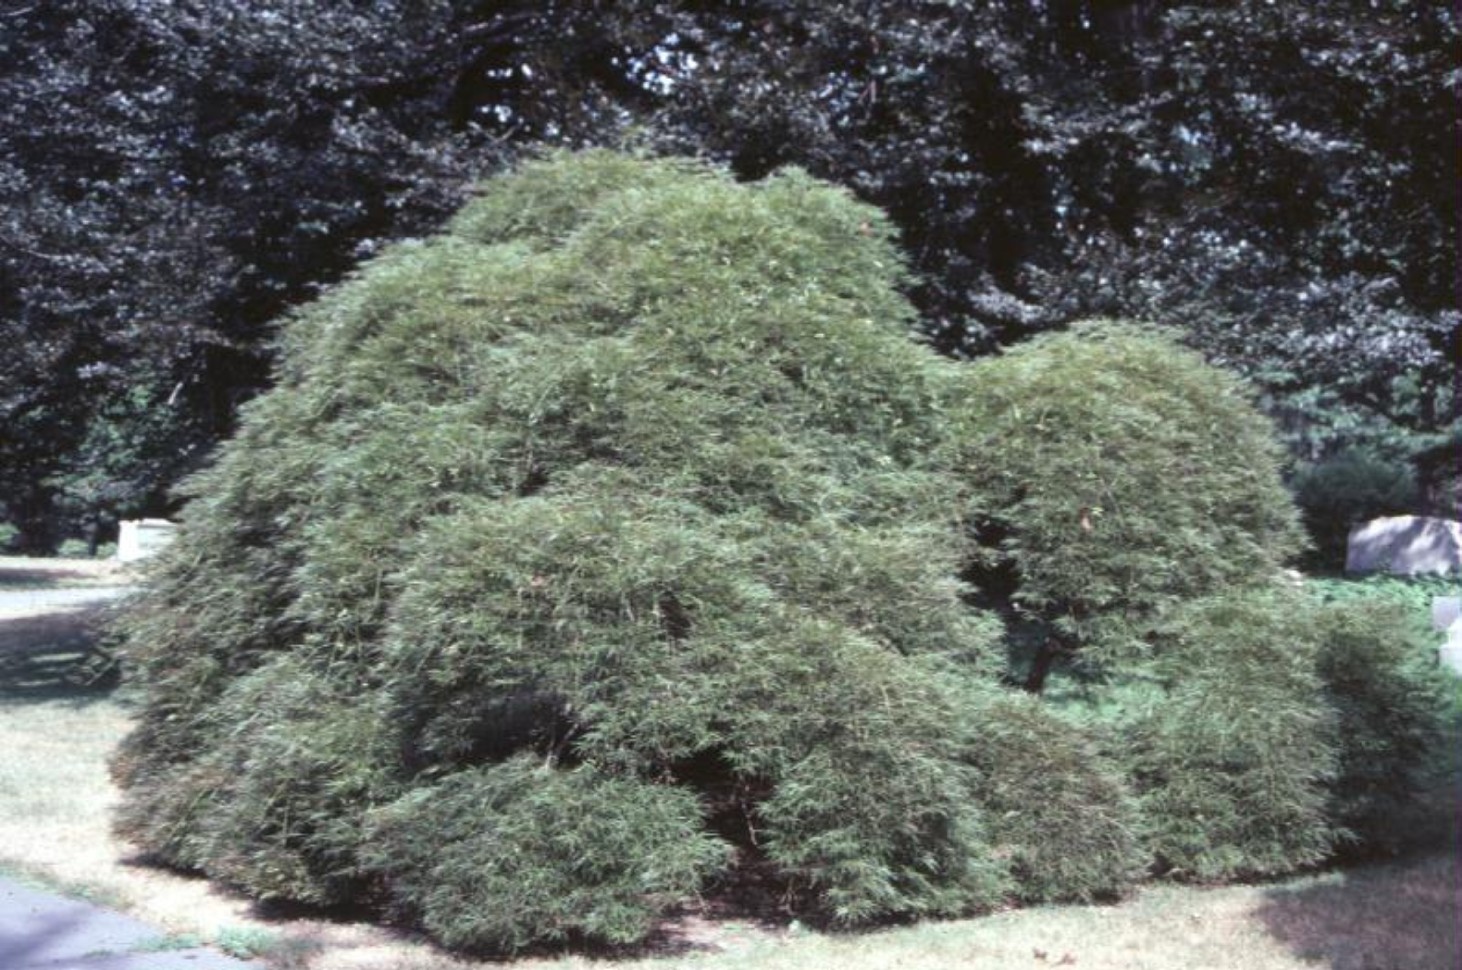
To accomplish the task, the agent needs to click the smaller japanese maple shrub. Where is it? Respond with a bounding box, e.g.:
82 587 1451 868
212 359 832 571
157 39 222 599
945 322 1306 688
945 323 1448 881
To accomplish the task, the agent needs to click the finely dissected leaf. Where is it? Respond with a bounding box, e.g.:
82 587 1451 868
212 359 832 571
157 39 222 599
113 151 1009 950
112 151 1441 953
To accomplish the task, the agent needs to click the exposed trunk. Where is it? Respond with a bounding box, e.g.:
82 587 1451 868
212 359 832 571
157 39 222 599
1023 636 1061 693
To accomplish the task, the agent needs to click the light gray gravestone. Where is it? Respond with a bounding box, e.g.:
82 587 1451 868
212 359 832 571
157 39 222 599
1345 515 1462 576
1441 617 1462 676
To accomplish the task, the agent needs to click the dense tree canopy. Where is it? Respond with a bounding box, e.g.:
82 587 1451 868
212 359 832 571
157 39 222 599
1 0 633 546
4 1 1457 546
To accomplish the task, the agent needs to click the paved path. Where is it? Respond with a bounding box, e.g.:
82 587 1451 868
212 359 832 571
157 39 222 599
0 588 134 615
0 581 259 968
0 877 262 969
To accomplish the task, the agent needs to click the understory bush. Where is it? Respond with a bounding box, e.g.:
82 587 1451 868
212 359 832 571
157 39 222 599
1309 598 1450 845
1116 590 1340 880
1108 586 1449 879
113 151 1446 952
1291 448 1420 568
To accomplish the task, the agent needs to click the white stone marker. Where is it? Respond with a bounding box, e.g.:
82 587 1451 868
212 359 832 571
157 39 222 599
1433 596 1462 632
117 519 179 563
1442 618 1462 676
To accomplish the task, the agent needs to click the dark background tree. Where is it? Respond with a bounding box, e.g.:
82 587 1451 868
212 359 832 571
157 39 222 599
627 1 1459 509
0 0 635 548
4 0 1458 549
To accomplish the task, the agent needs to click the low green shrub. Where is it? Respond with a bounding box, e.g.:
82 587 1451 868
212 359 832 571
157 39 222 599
1310 597 1451 846
363 756 728 952
1117 589 1339 881
56 538 95 558
1292 448 1419 569
213 927 283 961
1110 584 1453 879
1306 572 1461 616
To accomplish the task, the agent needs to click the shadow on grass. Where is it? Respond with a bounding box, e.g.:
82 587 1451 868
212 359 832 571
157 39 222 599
1255 851 1459 970
0 606 119 701
1256 763 1462 970
0 558 134 591
0 566 94 590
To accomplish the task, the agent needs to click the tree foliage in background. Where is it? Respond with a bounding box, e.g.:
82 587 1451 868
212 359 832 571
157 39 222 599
4 1 1457 547
1291 449 1421 570
0 0 633 546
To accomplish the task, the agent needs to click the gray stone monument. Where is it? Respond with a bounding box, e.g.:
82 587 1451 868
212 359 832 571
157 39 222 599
1344 515 1462 576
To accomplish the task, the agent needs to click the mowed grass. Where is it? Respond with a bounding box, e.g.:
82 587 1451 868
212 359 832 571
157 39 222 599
0 601 1457 969
0 555 133 590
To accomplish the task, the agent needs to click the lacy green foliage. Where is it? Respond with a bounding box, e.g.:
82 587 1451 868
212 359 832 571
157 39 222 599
747 652 1008 921
378 495 1009 925
949 322 1305 651
363 756 728 952
115 151 1007 950
1093 580 1452 880
1306 572 1462 618
956 689 1146 902
1309 598 1451 845
114 152 1442 950
115 656 401 905
1292 449 1420 568
1118 590 1339 881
